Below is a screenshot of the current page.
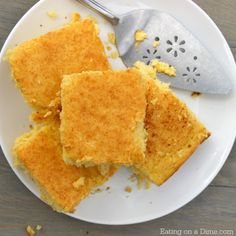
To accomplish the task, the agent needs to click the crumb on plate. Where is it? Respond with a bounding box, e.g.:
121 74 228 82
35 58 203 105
47 11 58 18
108 32 116 45
153 40 160 48
26 225 35 236
110 51 119 59
36 225 42 231
106 45 112 51
191 92 202 97
124 186 132 193
135 29 148 47
3 48 14 61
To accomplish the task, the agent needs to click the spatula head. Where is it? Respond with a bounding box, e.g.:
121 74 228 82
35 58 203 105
114 9 232 94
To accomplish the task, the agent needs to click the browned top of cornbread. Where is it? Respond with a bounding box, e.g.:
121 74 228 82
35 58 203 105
60 69 147 166
8 18 110 111
13 124 117 213
135 78 210 186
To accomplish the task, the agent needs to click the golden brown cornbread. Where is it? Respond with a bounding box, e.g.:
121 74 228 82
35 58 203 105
135 78 210 185
8 18 110 112
60 69 147 166
13 124 117 213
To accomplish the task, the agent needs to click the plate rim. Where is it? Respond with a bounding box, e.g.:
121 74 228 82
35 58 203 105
0 0 236 225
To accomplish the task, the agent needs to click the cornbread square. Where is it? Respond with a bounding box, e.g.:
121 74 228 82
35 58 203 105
134 78 210 186
8 17 110 111
60 69 147 166
13 124 117 213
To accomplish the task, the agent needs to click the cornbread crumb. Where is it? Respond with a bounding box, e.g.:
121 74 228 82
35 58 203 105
108 32 116 45
135 29 148 47
106 45 112 51
72 177 85 189
124 186 132 193
26 225 35 236
36 225 42 231
105 186 110 191
47 11 58 18
151 59 176 77
153 40 160 48
135 60 176 78
191 92 202 97
110 51 119 59
71 12 81 22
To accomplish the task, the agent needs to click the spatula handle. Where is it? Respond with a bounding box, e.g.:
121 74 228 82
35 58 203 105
76 0 119 25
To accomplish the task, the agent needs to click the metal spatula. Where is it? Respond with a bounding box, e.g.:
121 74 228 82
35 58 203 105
77 0 232 94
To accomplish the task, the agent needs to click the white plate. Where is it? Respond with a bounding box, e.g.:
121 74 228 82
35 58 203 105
0 0 236 225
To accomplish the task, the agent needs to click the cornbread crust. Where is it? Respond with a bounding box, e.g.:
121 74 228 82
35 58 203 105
13 124 116 213
60 69 147 166
135 78 210 186
8 18 110 112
